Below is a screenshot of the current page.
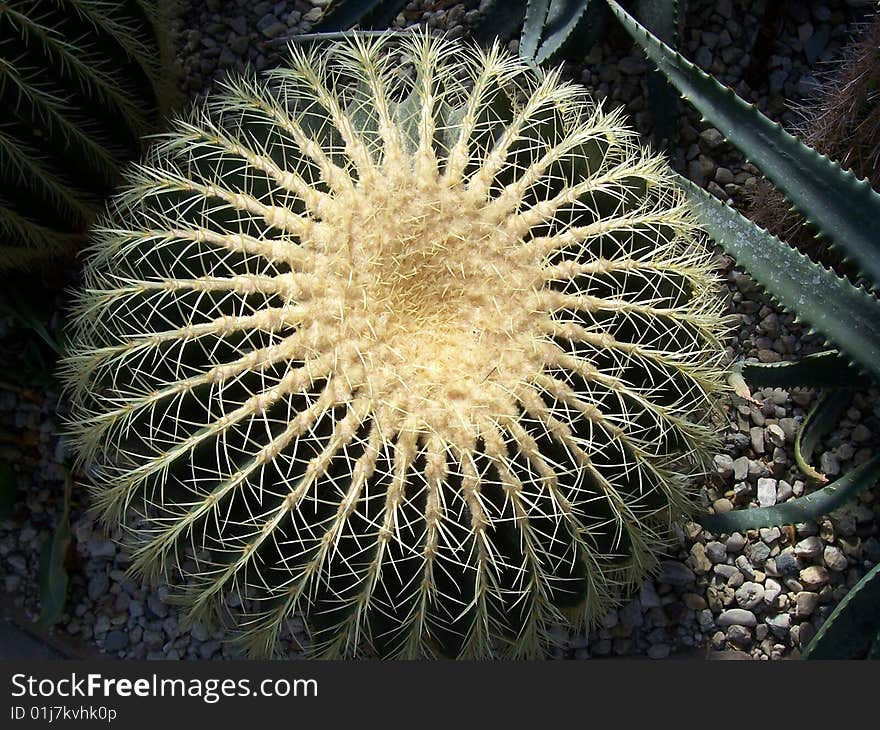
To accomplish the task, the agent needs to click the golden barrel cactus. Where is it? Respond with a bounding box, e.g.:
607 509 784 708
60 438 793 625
62 32 729 658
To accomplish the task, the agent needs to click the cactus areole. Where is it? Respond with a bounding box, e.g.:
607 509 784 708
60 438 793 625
62 33 729 658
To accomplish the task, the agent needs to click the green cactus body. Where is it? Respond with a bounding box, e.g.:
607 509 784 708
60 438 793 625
62 33 729 658
0 0 177 271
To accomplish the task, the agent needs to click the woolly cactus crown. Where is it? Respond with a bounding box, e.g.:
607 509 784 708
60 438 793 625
62 32 728 659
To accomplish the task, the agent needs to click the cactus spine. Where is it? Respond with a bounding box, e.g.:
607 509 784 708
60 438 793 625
62 32 729 658
0 0 178 271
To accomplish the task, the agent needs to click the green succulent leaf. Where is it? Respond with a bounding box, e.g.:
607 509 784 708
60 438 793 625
520 0 552 60
676 175 880 381
794 390 852 485
698 452 880 533
803 560 880 659
735 351 870 390
37 472 72 630
314 0 408 31
521 1 605 65
607 0 880 291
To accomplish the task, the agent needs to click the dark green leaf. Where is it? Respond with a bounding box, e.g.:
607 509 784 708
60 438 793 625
736 351 870 390
675 175 880 381
698 453 880 533
36 474 72 630
803 560 880 659
534 0 605 65
795 390 852 485
608 0 880 292
521 0 551 61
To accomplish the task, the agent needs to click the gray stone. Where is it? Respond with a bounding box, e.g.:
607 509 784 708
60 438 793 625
763 578 782 605
619 598 644 630
732 456 749 481
706 541 727 564
750 426 765 455
713 454 735 479
639 580 661 609
765 424 785 447
776 480 793 502
734 582 764 611
795 591 819 618
800 566 830 590
746 542 771 565
87 538 116 559
726 532 746 552
87 573 109 601
690 544 713 574
757 478 777 507
765 613 791 639
726 624 752 648
774 551 800 576
823 545 847 572
735 555 755 580
794 536 822 559
104 631 128 653
717 609 757 628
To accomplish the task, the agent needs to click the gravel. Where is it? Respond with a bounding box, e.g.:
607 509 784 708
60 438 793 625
1 0 878 662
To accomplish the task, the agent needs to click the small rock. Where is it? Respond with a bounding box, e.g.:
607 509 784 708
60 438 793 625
823 545 847 572
800 565 830 590
717 608 757 628
87 573 110 601
774 551 800 576
757 478 777 507
726 625 753 648
689 544 713 574
734 582 764 611
763 578 782 605
765 613 791 639
683 593 708 611
104 631 128 653
706 541 727 564
765 424 785 447
794 536 823 559
750 427 765 455
619 598 644 630
713 454 735 479
712 498 734 515
726 533 746 552
732 456 750 481
795 591 819 618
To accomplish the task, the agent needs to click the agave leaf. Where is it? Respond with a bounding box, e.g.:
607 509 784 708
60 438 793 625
37 471 72 630
676 175 880 382
315 0 408 31
794 390 852 485
631 0 681 151
803 560 880 659
533 0 606 65
520 0 552 61
607 0 880 291
472 0 529 45
698 453 880 533
735 351 870 390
